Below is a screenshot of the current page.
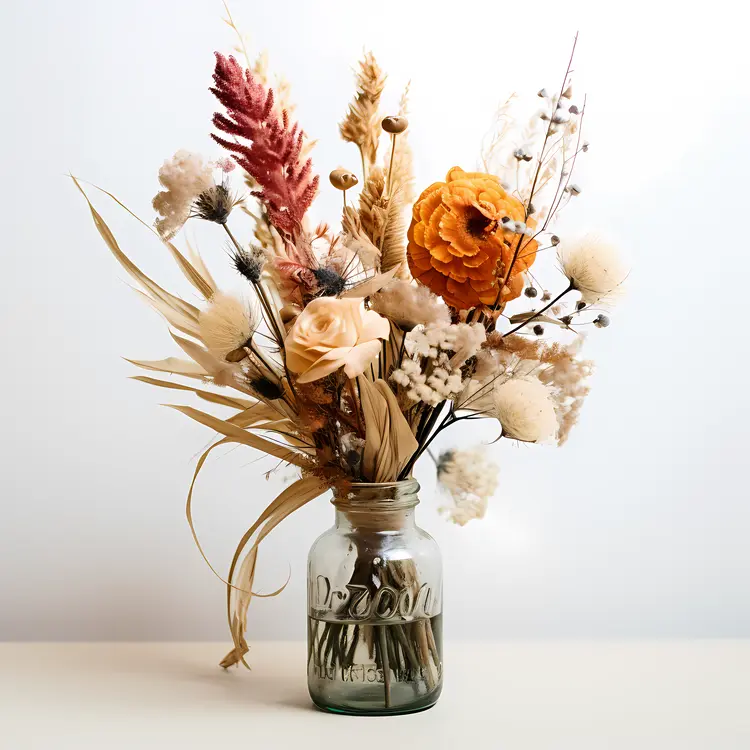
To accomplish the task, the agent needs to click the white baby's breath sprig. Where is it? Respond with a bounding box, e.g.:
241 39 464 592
392 323 485 406
437 448 499 526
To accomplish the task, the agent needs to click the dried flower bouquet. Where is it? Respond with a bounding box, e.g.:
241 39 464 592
75 16 625 683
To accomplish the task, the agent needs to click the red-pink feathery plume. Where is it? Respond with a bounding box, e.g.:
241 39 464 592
210 53 319 239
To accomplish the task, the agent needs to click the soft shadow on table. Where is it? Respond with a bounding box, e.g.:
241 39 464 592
145 648 317 713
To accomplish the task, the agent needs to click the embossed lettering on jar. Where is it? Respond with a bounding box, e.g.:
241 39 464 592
307 480 443 715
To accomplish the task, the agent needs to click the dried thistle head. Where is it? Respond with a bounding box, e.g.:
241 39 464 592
230 243 265 284
312 267 347 297
191 179 242 225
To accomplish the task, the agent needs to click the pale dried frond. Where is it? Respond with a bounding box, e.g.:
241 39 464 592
341 207 381 270
358 167 409 279
481 93 517 174
359 165 386 242
339 52 387 174
380 188 409 278
384 83 415 204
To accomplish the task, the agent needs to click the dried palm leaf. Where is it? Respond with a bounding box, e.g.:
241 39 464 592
130 376 256 410
166 404 314 468
125 357 208 379
358 377 418 482
73 176 216 301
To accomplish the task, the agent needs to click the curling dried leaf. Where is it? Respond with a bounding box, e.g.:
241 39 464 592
221 475 330 668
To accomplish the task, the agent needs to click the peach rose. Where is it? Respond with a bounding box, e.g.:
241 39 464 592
285 297 390 383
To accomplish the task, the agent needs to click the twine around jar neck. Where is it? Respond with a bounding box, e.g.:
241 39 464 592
332 479 420 531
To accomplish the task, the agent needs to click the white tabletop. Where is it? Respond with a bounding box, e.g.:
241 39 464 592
1 641 748 749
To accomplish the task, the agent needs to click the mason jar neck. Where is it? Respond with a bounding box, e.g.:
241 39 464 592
332 479 420 532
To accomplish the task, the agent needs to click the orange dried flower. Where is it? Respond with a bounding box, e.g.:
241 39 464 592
407 167 537 310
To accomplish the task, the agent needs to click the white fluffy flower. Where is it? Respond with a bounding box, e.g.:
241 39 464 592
437 448 499 526
153 150 214 239
558 236 627 305
493 378 558 442
199 292 258 361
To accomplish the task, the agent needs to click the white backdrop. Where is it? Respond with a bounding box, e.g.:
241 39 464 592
1 0 749 642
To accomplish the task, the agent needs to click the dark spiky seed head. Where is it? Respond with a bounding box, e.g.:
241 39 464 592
533 324 544 336
192 183 236 224
231 245 263 284
524 286 538 298
594 314 611 328
313 267 347 297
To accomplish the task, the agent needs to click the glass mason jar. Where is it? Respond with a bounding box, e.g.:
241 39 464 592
307 479 443 715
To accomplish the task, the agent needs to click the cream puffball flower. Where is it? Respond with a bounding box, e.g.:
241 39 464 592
285 298 390 383
558 236 627 306
493 378 558 443
153 150 214 240
199 292 257 361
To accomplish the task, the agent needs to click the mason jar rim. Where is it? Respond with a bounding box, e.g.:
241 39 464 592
331 478 420 509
